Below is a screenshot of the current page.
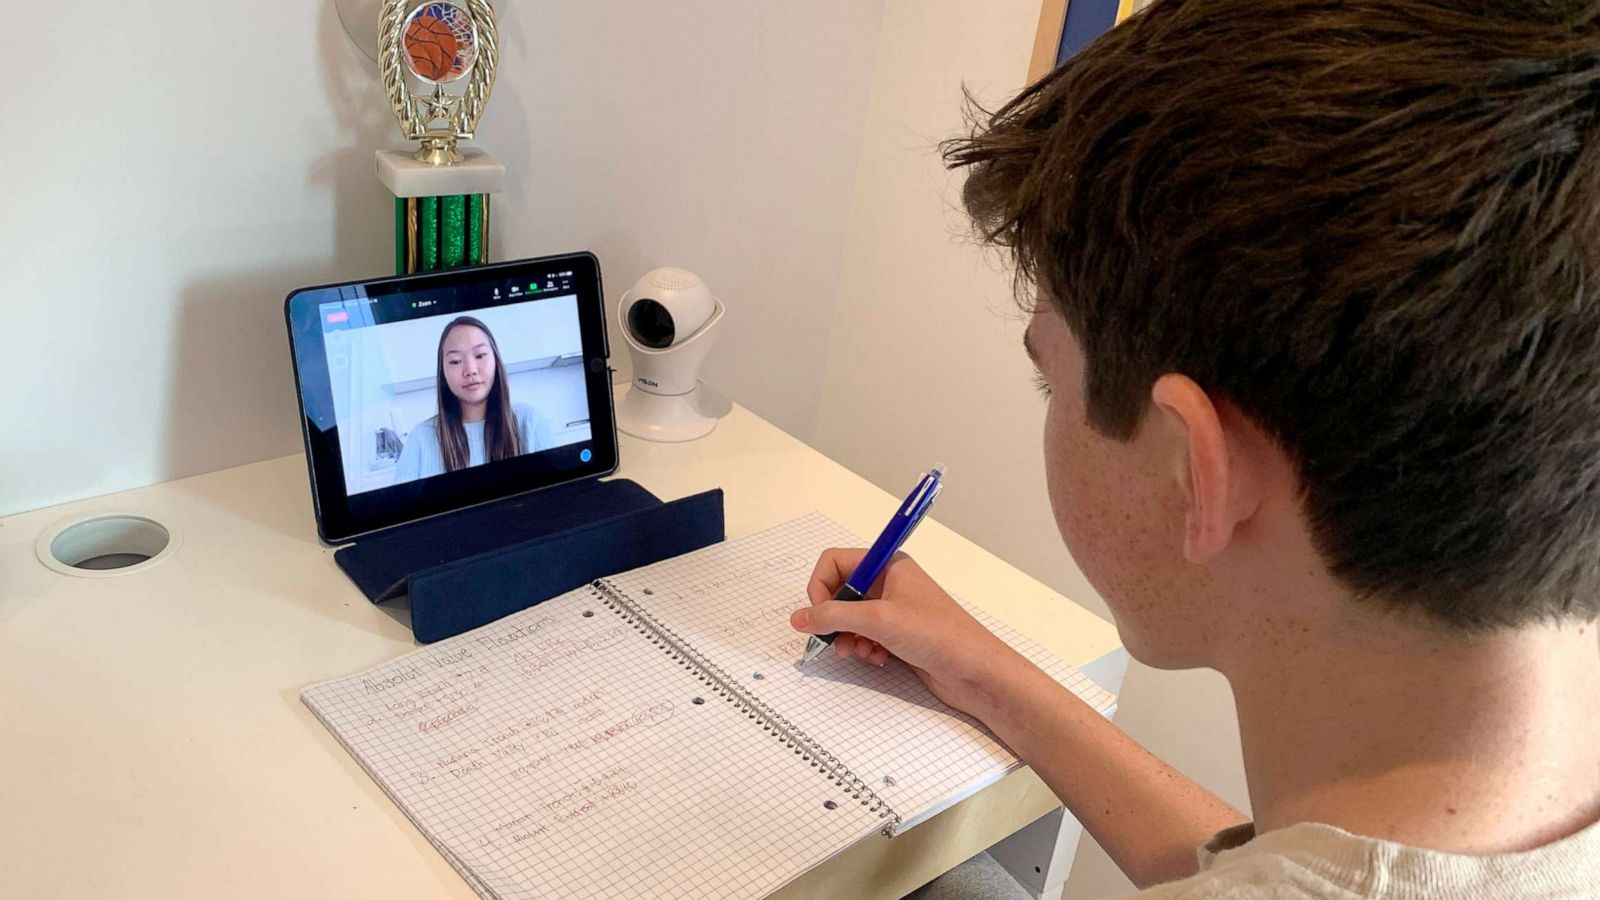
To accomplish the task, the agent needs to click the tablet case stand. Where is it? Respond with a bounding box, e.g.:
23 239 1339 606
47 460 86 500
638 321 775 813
333 478 725 643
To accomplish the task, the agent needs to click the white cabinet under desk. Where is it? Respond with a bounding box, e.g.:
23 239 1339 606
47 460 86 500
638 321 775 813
0 388 1124 900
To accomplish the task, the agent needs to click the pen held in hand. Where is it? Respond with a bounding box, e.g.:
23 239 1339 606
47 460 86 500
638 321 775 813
801 463 946 664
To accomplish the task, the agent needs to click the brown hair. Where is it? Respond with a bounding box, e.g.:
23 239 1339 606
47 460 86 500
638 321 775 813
435 316 522 472
945 0 1600 628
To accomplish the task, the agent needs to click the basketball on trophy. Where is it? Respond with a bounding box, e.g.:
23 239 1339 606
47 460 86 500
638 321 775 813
404 13 458 82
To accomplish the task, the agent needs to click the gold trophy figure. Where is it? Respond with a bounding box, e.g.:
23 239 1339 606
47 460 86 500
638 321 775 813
375 1 504 273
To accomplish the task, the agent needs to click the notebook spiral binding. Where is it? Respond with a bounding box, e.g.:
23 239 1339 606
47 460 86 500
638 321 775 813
590 580 903 836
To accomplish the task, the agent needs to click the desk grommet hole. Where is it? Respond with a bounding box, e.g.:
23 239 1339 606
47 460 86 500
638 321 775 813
36 513 182 579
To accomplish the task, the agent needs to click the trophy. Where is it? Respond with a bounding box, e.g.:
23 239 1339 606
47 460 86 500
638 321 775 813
374 0 504 274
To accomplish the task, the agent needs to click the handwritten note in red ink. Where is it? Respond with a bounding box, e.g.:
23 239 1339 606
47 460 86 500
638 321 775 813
302 584 881 900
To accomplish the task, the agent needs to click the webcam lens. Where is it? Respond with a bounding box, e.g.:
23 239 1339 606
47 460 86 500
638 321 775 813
628 299 676 349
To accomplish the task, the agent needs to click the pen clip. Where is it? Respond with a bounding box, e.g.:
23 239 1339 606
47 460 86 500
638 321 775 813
903 473 937 515
906 481 941 529
840 465 948 599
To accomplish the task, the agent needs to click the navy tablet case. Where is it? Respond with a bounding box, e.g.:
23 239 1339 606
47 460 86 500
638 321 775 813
335 478 725 642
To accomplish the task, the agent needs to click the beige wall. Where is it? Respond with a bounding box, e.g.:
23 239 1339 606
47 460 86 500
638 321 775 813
809 2 1251 895
0 0 883 516
815 0 1107 625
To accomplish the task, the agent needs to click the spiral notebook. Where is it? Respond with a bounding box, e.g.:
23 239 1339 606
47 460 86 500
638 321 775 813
302 513 1117 899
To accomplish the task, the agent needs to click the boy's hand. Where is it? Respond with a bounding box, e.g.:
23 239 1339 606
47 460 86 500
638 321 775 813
794 550 1246 890
790 548 1025 719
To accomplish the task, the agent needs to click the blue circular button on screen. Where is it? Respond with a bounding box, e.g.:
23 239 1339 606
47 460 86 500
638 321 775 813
579 448 593 463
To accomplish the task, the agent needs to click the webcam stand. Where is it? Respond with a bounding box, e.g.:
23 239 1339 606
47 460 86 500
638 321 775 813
333 477 725 643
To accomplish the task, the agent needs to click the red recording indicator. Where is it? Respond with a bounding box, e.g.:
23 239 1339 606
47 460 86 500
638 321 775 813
326 311 350 324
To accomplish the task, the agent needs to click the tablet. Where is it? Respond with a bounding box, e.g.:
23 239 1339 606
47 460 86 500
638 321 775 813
285 252 618 543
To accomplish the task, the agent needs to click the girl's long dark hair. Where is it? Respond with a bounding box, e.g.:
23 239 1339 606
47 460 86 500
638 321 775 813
435 316 521 472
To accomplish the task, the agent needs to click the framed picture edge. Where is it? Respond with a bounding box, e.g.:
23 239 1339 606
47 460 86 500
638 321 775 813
1029 0 1144 85
1029 0 1072 84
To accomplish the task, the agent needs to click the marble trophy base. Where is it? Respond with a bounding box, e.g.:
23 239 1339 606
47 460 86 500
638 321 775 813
376 148 506 198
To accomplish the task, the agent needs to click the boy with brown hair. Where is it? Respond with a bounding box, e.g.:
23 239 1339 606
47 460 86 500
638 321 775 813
790 0 1600 894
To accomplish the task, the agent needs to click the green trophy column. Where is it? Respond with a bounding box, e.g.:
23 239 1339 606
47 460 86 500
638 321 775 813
440 195 466 268
392 192 491 274
418 196 440 270
468 194 487 265
377 151 505 275
395 197 406 274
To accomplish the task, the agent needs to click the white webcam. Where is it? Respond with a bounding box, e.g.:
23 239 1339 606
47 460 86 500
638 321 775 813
616 267 726 442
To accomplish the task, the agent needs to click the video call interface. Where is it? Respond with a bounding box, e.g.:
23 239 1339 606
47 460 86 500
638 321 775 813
314 272 595 497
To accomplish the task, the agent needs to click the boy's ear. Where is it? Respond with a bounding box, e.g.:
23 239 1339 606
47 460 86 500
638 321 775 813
1150 374 1258 562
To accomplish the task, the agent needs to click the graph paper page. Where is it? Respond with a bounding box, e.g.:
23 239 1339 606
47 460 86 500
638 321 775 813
603 512 1119 832
303 586 883 899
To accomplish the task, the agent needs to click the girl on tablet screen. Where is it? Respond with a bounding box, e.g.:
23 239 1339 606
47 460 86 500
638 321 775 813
393 316 555 484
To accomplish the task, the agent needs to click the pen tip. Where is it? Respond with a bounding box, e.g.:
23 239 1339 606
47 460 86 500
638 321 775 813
800 637 827 664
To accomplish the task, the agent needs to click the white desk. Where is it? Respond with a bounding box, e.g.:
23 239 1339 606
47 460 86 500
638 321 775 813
0 396 1121 899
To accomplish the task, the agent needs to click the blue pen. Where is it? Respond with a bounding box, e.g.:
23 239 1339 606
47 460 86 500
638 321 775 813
800 463 947 664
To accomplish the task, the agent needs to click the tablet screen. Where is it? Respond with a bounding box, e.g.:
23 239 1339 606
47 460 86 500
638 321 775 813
286 253 618 542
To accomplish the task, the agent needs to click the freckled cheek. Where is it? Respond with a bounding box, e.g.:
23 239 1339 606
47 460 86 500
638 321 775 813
1055 479 1128 587
1042 408 1117 564
1043 411 1170 609
1040 404 1072 536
